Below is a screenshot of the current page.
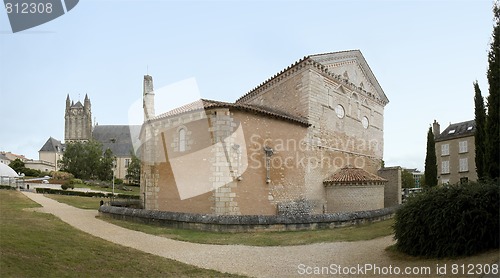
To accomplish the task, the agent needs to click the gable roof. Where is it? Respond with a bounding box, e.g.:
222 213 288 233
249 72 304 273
236 50 388 105
39 137 65 152
309 50 389 103
71 101 84 108
324 166 387 185
92 125 140 157
436 120 475 142
151 99 310 127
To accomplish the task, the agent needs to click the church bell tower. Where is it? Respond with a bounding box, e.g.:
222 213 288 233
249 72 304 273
64 94 92 142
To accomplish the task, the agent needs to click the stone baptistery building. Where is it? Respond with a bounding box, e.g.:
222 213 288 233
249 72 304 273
140 50 397 216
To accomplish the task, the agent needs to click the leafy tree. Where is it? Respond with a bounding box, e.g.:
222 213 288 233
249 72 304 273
8 158 24 174
474 81 487 181
59 140 104 180
126 151 141 184
6 159 45 177
98 148 114 181
424 127 438 187
485 2 500 180
402 169 415 188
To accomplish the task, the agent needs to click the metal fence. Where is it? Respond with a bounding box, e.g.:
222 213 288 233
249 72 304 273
0 176 18 187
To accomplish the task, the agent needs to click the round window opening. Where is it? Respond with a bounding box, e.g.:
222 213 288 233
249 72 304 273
362 116 369 129
335 105 345 119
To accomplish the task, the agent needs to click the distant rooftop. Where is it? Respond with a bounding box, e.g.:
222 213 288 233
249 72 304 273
92 125 140 157
39 137 65 153
436 120 475 142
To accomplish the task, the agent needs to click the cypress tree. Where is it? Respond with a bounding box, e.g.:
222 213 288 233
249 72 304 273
485 2 500 180
474 81 487 181
424 127 438 187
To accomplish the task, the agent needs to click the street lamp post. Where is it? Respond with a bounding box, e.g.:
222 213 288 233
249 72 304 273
112 159 116 199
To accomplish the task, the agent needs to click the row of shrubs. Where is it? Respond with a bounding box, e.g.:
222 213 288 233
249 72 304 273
394 181 499 258
0 185 16 190
35 188 140 199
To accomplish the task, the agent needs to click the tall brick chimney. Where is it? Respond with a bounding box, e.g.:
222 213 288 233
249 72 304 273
143 75 155 121
433 120 440 139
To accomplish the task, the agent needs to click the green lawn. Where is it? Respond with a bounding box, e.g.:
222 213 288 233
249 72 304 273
45 194 102 210
0 190 244 278
72 183 140 196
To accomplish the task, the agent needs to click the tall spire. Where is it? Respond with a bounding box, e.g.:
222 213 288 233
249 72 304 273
66 94 70 111
84 93 91 111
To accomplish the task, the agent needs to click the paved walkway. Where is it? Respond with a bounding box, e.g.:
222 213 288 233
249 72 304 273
22 192 498 278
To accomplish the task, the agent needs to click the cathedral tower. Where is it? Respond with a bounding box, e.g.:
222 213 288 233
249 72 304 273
65 94 92 142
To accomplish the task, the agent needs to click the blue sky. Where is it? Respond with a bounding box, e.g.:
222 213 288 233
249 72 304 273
0 0 495 170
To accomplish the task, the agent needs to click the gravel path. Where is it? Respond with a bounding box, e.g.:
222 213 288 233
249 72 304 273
22 192 498 278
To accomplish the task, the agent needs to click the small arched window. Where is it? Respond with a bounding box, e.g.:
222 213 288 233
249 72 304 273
179 128 186 152
351 93 359 102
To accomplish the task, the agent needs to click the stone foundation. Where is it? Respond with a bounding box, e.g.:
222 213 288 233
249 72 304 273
98 205 399 232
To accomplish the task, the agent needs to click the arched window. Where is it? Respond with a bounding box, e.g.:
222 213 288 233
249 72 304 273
179 128 186 152
351 93 359 102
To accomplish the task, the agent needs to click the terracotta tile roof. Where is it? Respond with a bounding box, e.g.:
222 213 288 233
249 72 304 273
150 99 310 127
324 166 387 185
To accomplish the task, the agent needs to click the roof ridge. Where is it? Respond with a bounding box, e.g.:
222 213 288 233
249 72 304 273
235 55 310 103
149 98 310 126
308 49 360 57
236 51 388 106
444 119 475 127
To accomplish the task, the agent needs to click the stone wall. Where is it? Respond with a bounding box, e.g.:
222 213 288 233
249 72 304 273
141 108 309 215
302 66 386 214
325 185 384 213
237 61 310 119
140 54 388 216
239 63 386 214
99 205 398 232
378 167 402 207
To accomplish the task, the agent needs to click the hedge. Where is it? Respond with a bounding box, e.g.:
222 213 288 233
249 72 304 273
35 188 140 199
394 181 499 258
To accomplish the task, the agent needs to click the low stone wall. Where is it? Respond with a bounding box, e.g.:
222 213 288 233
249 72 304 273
99 205 399 232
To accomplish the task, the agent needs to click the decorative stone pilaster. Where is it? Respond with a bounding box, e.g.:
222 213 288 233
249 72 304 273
209 109 241 215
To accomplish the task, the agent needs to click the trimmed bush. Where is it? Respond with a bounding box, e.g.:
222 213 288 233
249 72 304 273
51 171 74 180
35 187 140 199
61 180 75 190
394 182 499 258
69 178 83 185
